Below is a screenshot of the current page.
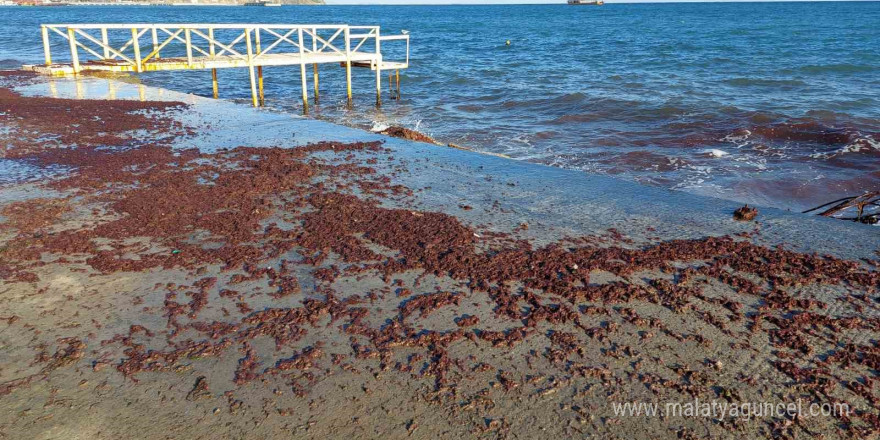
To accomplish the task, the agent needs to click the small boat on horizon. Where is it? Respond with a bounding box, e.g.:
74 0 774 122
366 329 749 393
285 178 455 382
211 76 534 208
567 0 604 5
245 1 282 5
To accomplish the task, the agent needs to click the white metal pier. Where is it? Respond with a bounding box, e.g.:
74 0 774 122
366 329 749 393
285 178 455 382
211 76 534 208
29 23 411 109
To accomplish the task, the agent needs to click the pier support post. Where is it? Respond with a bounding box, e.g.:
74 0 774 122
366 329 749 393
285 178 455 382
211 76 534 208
245 29 259 108
212 69 219 99
209 28 217 99
67 28 80 74
151 27 159 59
300 64 308 113
41 26 52 66
297 28 308 114
101 28 109 59
185 28 193 66
255 29 264 106
313 64 319 103
396 69 400 99
131 28 142 73
311 29 319 103
375 63 381 107
258 67 264 106
344 27 352 106
375 29 381 106
208 27 215 59
346 62 353 106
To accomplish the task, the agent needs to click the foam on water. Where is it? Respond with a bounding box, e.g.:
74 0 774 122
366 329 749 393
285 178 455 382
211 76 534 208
810 136 880 159
369 121 391 133
702 149 730 158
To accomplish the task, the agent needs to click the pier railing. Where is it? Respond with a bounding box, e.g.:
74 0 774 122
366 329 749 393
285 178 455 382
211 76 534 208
37 23 410 108
40 24 395 71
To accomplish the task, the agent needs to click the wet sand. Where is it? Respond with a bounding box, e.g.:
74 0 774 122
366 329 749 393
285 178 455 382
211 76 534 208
1 73 879 440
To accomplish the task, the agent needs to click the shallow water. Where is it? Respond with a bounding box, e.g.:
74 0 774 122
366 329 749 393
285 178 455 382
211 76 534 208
1 2 878 211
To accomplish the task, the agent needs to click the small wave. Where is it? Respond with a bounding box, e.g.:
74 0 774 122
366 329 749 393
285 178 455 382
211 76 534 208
549 114 603 124
653 105 690 117
0 59 22 69
556 92 587 103
454 104 483 113
724 77 806 87
500 92 591 112
598 151 687 173
748 112 781 124
721 129 752 145
810 136 880 159
534 131 556 140
750 121 855 145
797 64 874 74
802 109 849 122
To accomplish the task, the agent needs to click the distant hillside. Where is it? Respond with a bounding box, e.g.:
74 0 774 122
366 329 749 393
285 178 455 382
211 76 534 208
12 0 326 5
259 0 324 4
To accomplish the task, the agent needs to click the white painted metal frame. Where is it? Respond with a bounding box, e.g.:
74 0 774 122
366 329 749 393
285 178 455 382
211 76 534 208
39 23 411 108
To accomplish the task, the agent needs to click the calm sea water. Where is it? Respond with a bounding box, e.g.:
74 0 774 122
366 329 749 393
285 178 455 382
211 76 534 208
1 2 878 211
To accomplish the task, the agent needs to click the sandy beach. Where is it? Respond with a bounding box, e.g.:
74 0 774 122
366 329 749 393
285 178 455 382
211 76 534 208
1 72 879 440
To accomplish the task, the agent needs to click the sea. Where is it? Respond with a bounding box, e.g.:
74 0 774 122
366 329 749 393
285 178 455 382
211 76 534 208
1 2 878 211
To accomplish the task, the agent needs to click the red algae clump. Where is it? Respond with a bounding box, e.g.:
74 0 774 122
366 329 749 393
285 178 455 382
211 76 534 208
733 204 759 221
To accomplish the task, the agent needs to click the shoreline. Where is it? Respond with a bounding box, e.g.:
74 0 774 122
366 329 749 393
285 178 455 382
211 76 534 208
1 73 878 439
12 75 876 258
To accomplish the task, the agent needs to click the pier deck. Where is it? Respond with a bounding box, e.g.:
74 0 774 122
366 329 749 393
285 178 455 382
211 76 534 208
28 24 411 108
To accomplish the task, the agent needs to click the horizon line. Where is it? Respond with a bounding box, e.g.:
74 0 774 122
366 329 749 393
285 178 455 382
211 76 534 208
325 0 878 4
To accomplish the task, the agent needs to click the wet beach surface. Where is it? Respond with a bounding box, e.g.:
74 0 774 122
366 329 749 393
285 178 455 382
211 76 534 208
0 73 879 439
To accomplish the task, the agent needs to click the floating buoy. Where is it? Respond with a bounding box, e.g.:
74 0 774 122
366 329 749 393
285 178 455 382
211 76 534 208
505 40 511 46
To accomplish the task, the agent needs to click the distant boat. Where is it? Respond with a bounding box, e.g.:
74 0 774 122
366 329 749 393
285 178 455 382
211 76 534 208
245 1 282 5
567 0 604 4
